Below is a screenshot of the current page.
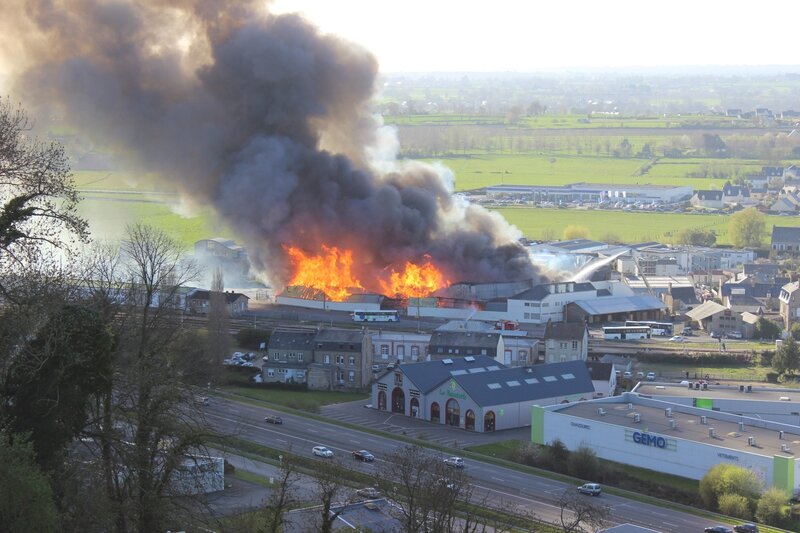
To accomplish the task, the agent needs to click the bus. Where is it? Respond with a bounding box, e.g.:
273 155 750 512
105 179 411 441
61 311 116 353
351 310 400 322
625 321 674 336
603 326 651 340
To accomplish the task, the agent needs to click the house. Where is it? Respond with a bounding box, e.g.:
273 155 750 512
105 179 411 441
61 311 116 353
742 262 781 283
584 361 616 398
262 331 315 385
720 274 787 312
747 174 771 189
685 301 745 337
763 166 785 178
543 322 588 363
370 357 595 432
769 193 800 213
721 183 751 205
725 294 764 314
691 190 723 209
771 226 800 253
308 329 372 390
779 281 800 330
186 289 249 316
663 285 700 314
427 331 503 362
370 330 430 365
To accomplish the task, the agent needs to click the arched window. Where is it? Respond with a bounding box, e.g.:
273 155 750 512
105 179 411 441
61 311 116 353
484 411 496 432
377 391 386 411
430 402 440 422
465 409 475 430
445 398 460 427
410 397 420 417
391 387 405 414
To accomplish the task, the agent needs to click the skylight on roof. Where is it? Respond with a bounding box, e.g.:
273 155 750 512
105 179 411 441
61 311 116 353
468 367 486 373
506 380 521 387
487 365 501 371
524 378 539 384
543 376 557 382
450 370 467 376
487 383 502 390
562 373 575 380
442 359 453 365
464 356 475 362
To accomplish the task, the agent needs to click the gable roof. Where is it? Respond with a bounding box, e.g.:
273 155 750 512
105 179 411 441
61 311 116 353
771 225 800 243
685 300 728 321
722 183 750 197
449 360 595 407
727 294 764 308
314 328 365 346
694 190 723 201
268 330 316 351
428 331 501 349
511 282 596 301
189 289 249 303
585 361 613 380
398 355 502 393
545 322 587 340
669 286 699 305
572 295 665 316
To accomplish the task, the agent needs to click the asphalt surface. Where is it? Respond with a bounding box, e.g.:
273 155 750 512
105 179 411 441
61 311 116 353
203 396 742 532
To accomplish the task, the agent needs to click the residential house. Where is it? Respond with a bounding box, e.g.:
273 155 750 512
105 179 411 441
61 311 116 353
262 331 315 385
722 183 751 205
544 322 588 363
308 329 372 390
747 174 771 189
725 294 764 314
769 193 800 213
427 331 503 363
501 335 540 366
691 190 723 209
663 285 700 314
763 166 785 178
186 289 249 316
771 226 800 254
685 301 745 337
720 274 788 312
584 361 616 398
370 330 430 365
779 281 800 330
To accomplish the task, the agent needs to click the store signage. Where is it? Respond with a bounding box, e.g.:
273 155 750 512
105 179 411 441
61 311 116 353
632 431 667 448
439 379 467 400
717 452 739 462
571 422 591 430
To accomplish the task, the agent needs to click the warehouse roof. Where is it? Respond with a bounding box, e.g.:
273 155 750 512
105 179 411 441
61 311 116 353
685 300 728 321
571 295 665 316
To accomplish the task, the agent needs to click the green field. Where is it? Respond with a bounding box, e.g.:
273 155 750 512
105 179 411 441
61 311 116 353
493 207 800 244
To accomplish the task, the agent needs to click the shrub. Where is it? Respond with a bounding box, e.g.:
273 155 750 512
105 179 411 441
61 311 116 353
718 493 752 519
700 463 760 512
756 487 790 526
567 445 600 481
236 328 271 350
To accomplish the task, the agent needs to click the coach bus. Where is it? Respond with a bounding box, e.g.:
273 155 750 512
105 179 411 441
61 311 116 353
603 326 651 340
351 310 400 322
625 321 673 336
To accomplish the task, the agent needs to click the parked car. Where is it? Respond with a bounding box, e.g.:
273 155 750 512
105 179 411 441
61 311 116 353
683 327 693 336
710 331 721 339
312 446 334 458
636 371 644 379
356 487 380 499
198 396 210 406
371 364 380 372
577 483 601 496
704 527 733 533
264 414 283 424
733 524 759 533
623 371 632 379
669 335 684 342
352 449 375 462
727 331 743 339
444 456 465 468
646 372 656 381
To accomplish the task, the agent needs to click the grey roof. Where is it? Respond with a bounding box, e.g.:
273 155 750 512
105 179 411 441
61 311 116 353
399 355 502 393
545 322 586 340
727 294 764 308
596 288 612 297
771 225 800 243
550 239 607 252
743 262 780 279
511 282 595 301
585 361 613 380
189 289 249 303
722 183 750 197
268 331 316 351
428 331 501 349
314 328 365 350
669 286 699 305
685 300 728 321
451 360 595 407
571 295 665 315
695 190 723 201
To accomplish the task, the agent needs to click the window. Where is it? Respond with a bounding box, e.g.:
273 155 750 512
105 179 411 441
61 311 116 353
394 373 403 386
273 353 279 360
519 350 528 362
524 313 530 319
324 354 330 364
348 371 355 382
380 344 389 356
572 340 578 350
267 369 275 377
481 349 487 355
298 353 304 362
336 369 344 381
397 345 405 359
336 355 345 364
560 342 567 349
349 356 355 366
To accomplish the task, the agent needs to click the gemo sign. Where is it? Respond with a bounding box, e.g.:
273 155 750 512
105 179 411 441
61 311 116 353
632 431 667 448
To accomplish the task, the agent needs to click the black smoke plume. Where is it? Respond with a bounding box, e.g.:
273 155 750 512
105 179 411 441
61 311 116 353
6 0 539 289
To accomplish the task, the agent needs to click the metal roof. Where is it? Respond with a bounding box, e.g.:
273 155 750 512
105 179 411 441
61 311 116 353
685 300 728 321
572 295 665 315
771 225 800 242
399 355 502 394
450 360 595 407
268 331 316 350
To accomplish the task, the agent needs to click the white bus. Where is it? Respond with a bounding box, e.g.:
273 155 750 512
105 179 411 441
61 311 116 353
625 321 673 336
603 326 651 340
351 310 400 322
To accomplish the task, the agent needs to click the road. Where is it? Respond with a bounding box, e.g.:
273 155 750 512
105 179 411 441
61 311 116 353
204 396 735 532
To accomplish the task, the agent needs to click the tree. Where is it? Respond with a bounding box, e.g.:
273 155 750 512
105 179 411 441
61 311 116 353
717 493 752 519
563 225 590 240
557 489 610 533
729 208 766 249
0 98 88 300
773 335 800 375
699 464 761 512
753 317 781 341
755 486 790 526
790 322 800 341
0 431 58 532
567 445 600 481
207 267 230 371
675 227 717 247
311 460 348 533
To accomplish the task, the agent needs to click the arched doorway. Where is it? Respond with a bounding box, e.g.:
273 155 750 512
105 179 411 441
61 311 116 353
483 411 495 432
465 409 475 430
410 397 420 418
391 387 405 414
430 402 440 422
377 391 386 411
445 398 460 427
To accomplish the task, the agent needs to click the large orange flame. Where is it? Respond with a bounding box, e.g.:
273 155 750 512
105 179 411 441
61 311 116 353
285 245 364 301
379 259 450 299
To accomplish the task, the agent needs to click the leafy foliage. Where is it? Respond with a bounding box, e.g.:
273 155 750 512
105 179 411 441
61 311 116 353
562 225 590 240
755 487 790 526
728 207 765 249
717 493 752 519
753 317 781 341
773 336 800 375
699 463 761 512
0 432 57 532
676 227 716 246
236 328 272 350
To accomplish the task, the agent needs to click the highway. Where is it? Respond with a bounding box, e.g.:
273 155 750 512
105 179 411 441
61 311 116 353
204 396 736 532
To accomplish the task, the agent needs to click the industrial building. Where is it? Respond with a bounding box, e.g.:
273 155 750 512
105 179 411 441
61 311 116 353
484 183 693 205
371 356 596 432
532 392 800 497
